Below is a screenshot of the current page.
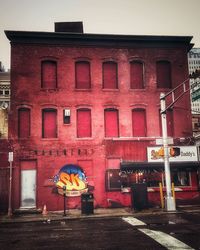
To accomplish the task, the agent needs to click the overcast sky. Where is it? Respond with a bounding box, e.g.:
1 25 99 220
1 0 200 70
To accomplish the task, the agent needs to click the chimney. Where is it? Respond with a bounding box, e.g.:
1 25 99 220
55 22 84 33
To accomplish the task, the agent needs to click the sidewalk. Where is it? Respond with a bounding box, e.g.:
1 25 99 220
0 206 174 224
1 205 200 224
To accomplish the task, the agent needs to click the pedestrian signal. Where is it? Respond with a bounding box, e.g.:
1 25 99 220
169 147 180 157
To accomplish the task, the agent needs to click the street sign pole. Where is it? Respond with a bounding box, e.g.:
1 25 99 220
8 152 13 217
160 93 176 211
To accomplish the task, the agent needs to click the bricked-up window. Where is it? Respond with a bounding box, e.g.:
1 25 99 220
75 61 91 89
130 61 144 89
103 62 118 89
156 60 172 88
18 108 30 138
41 60 57 89
159 109 174 137
132 109 146 136
77 108 91 138
42 109 57 138
104 108 119 137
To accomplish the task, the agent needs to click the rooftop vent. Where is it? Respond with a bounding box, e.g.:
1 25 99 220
54 22 83 33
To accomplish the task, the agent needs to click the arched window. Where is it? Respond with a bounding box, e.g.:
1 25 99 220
104 108 119 137
75 61 91 89
42 108 57 138
77 108 91 137
132 108 146 136
156 60 172 88
18 108 30 138
103 62 118 89
41 60 57 89
130 61 144 89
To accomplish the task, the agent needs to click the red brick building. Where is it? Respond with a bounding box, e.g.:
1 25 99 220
4 22 199 212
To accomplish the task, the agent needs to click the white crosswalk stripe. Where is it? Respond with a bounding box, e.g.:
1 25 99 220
122 216 195 250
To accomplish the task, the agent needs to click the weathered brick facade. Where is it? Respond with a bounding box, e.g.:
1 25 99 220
4 23 199 212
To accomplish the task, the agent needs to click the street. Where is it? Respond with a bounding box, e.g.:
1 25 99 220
0 210 200 250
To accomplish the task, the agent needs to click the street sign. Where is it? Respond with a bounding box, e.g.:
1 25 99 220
192 88 200 101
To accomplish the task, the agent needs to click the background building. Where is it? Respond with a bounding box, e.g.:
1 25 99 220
188 49 200 136
3 22 199 212
0 66 10 139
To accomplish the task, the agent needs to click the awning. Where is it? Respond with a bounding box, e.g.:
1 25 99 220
120 161 200 172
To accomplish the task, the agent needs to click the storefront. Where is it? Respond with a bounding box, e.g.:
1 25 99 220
106 146 200 207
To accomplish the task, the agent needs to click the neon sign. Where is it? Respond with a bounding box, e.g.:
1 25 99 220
54 164 88 197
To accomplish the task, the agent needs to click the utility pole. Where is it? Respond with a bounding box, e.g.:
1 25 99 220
160 93 176 211
8 152 13 217
160 69 200 211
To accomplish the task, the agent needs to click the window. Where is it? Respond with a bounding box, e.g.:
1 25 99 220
103 62 118 89
130 61 144 89
63 109 71 124
105 169 121 191
42 109 57 138
104 108 119 137
41 60 57 89
132 109 146 136
18 108 30 138
156 60 172 88
77 108 91 138
75 61 91 89
172 170 190 186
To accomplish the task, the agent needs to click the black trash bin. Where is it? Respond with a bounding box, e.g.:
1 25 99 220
131 183 148 211
81 193 94 215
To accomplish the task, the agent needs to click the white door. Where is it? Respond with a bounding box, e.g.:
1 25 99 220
21 169 36 208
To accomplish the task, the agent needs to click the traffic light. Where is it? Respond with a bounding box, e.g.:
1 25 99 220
169 147 180 157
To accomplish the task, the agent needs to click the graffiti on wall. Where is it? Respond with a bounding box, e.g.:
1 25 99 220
53 164 88 197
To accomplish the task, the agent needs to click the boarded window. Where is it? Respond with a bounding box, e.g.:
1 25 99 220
18 108 30 138
75 61 91 89
132 109 146 136
41 61 57 89
130 61 144 89
77 109 91 137
103 62 118 89
104 109 119 137
42 109 57 138
156 61 171 88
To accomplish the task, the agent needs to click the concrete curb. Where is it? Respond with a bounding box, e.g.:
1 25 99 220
0 207 178 224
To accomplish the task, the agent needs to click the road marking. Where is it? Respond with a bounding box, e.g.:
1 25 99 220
139 228 195 250
122 217 146 226
122 217 194 250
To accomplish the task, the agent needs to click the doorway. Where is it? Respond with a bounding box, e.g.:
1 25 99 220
21 169 36 208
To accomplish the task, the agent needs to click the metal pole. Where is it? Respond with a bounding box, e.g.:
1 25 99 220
160 93 176 211
8 152 13 217
63 186 66 216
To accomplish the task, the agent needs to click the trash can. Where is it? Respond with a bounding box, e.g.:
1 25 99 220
81 193 94 215
131 183 148 211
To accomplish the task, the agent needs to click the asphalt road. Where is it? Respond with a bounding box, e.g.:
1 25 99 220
0 211 200 250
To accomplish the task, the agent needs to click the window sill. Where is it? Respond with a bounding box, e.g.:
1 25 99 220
76 137 93 140
40 88 59 92
129 88 146 91
41 138 59 141
74 89 92 92
102 89 119 92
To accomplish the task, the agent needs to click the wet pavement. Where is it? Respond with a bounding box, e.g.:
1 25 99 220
1 204 200 223
0 206 200 250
